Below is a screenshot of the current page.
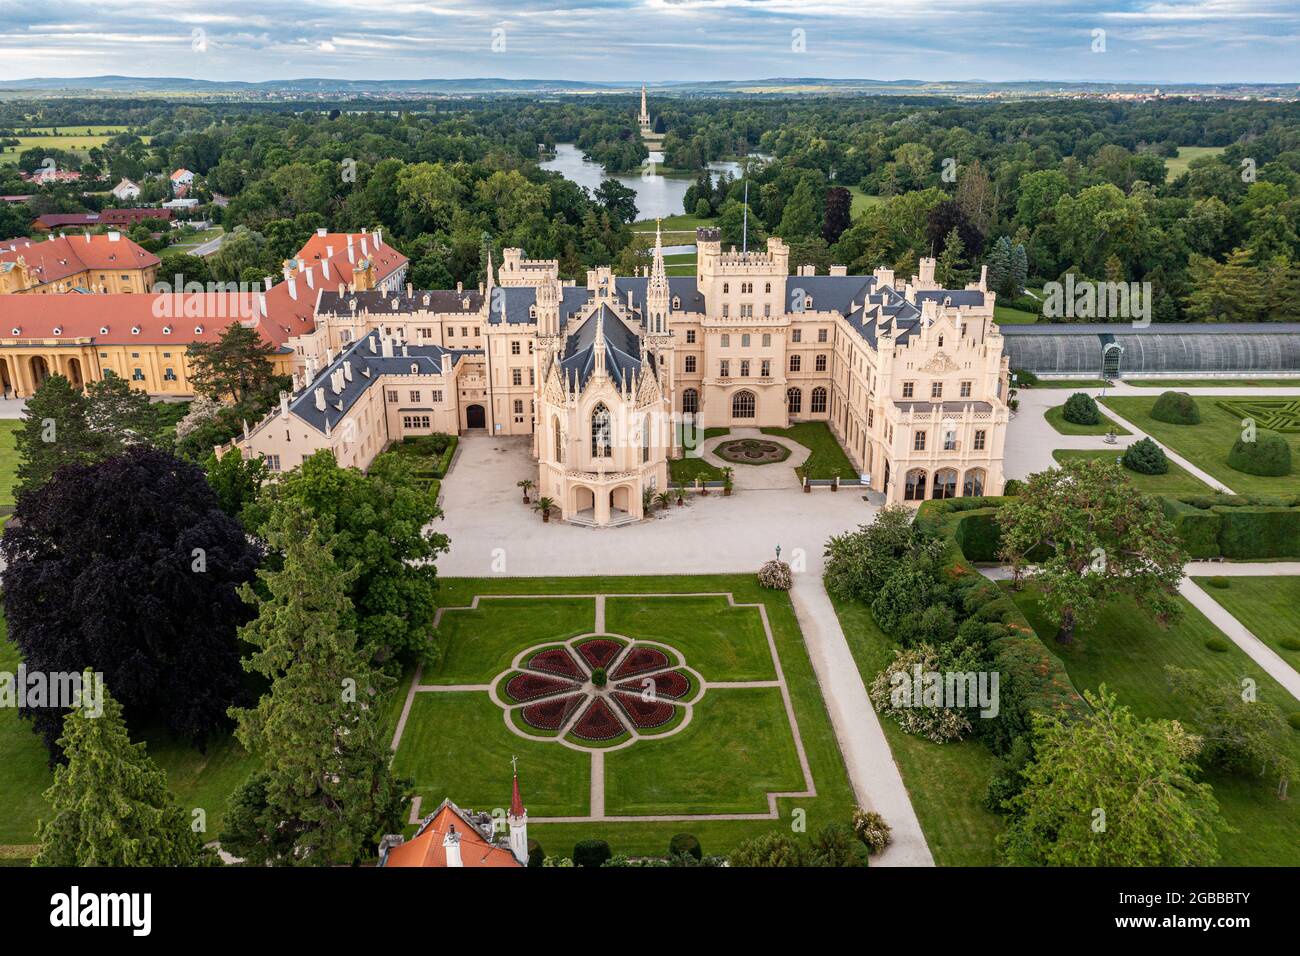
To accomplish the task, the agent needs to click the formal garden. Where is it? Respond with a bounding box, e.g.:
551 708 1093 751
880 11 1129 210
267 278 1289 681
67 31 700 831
393 575 858 857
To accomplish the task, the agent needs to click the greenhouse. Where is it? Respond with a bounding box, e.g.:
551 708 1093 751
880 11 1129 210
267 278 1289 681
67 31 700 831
1000 323 1300 379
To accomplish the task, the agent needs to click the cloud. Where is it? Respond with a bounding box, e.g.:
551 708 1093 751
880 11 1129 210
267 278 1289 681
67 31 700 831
0 0 1295 82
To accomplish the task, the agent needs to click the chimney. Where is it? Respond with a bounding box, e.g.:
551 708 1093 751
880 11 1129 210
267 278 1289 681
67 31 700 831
322 258 331 280
456 281 462 295
305 267 314 289
316 227 327 237
443 827 462 868
406 282 413 298
369 335 378 354
287 276 297 301
343 360 353 382
280 392 290 417
360 238 369 257
314 387 326 411
979 264 988 292
375 228 383 247
440 353 451 376
264 276 273 292
381 336 393 358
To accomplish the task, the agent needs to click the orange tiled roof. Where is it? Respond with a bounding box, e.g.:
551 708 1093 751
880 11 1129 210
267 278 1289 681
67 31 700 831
383 802 522 868
0 233 160 285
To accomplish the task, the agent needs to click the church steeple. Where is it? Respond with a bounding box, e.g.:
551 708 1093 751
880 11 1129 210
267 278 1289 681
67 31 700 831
507 757 529 866
646 219 669 335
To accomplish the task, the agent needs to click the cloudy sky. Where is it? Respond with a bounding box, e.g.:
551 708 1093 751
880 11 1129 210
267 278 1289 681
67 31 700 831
1 0 1297 84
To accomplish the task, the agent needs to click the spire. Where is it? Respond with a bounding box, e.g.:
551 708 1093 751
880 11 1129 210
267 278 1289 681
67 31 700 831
651 218 666 281
484 246 496 305
593 308 607 379
510 764 525 818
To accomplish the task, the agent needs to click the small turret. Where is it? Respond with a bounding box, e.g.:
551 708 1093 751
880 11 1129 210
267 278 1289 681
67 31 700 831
507 759 529 865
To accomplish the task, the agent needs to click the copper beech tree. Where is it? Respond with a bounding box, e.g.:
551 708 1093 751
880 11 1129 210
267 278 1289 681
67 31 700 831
997 458 1187 644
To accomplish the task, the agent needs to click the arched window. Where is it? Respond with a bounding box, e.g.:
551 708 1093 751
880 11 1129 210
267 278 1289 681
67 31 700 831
933 469 958 499
642 415 651 463
789 354 801 372
963 468 986 497
764 282 771 293
815 353 827 372
904 469 927 501
591 403 611 458
810 387 828 414
786 387 802 415
681 388 699 415
732 390 756 419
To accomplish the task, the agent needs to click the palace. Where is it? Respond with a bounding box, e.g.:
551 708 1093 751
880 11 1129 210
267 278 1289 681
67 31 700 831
229 225 1011 516
0 231 159 295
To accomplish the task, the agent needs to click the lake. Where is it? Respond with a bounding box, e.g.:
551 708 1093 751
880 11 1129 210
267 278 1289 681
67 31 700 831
540 143 766 221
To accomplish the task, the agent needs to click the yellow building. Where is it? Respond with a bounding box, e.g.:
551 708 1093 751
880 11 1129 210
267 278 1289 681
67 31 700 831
0 232 159 294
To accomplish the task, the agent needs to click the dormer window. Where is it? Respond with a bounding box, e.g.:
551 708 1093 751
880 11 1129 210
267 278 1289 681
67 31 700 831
9 327 19 336
52 326 62 336
194 325 204 335
163 326 172 335
410 363 419 374
672 296 680 309
131 326 141 335
804 296 813 310
100 326 109 334
529 305 537 319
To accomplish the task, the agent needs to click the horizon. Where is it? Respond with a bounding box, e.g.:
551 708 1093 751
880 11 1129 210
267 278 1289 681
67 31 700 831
2 1 1298 85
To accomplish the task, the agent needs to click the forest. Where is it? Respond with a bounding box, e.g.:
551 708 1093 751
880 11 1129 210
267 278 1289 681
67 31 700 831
2 93 1298 322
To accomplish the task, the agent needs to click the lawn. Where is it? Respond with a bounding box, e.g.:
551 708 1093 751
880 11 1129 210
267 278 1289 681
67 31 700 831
994 304 1039 325
1052 449 1213 496
631 213 713 234
421 596 596 684
831 597 1003 865
1022 379 1111 388
846 185 882 218
1043 402 1131 436
418 576 858 859
761 422 858 480
669 454 726 483
0 419 20 507
1005 584 1300 866
1101 395 1300 497
1199 576 1300 672
1126 378 1300 389
1165 145 1227 181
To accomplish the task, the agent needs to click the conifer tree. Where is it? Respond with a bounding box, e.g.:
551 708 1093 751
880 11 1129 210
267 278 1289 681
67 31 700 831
14 374 101 498
223 505 408 865
34 673 210 867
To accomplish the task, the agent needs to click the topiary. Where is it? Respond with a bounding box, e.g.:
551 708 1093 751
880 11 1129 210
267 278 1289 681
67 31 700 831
851 807 893 855
1150 391 1201 425
669 833 703 861
1062 392 1100 426
1204 637 1231 653
1227 430 1292 477
1122 437 1169 475
591 667 607 687
757 559 793 590
527 838 545 867
1280 637 1300 652
573 838 612 868
1003 479 1024 496
1205 576 1231 589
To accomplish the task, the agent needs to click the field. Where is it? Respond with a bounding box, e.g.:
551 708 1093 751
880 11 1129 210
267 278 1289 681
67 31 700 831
1043 402 1130 436
1101 395 1300 497
846 185 882 217
1126 378 1300 388
0 420 19 507
1051 449 1212 495
1006 585 1300 866
0 127 147 165
403 576 857 859
994 304 1039 325
1165 146 1228 182
831 597 1002 865
1200 576 1300 672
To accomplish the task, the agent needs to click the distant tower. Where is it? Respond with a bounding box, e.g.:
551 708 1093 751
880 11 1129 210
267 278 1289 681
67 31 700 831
639 83 651 134
507 758 529 866
647 220 669 335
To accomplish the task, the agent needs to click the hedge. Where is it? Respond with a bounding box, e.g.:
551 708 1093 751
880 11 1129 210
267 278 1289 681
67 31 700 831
915 499 1087 754
1161 494 1300 559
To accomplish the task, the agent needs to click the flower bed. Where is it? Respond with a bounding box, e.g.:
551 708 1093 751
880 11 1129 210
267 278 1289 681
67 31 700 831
570 698 625 740
506 671 579 703
613 691 676 729
521 693 584 731
616 669 689 699
525 647 584 679
610 645 670 680
575 638 622 670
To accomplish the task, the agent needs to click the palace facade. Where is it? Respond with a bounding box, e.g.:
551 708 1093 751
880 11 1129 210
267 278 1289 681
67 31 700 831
229 226 1010 517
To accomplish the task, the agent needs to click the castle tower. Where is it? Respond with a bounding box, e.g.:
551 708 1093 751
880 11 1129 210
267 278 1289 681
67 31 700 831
646 220 669 335
507 761 529 866
536 275 560 336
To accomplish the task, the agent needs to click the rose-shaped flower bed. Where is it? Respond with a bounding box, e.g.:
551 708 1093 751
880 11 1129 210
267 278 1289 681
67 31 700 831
495 637 699 747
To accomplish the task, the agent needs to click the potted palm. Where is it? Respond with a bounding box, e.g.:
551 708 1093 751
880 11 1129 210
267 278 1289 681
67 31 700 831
674 481 687 506
654 491 672 512
642 487 654 514
721 467 734 497
532 496 556 522
517 479 535 504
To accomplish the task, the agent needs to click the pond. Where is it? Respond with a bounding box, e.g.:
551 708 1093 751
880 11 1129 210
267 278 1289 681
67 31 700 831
540 143 768 222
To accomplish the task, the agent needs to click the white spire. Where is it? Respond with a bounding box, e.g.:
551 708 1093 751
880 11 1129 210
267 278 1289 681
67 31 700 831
593 308 607 380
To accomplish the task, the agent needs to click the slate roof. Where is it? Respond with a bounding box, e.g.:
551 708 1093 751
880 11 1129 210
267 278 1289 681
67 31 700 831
286 330 474 434
558 306 650 390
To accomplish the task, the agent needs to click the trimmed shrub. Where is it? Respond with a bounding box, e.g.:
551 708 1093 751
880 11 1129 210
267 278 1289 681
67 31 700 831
1205 637 1231 653
669 833 703 861
1122 437 1169 475
573 839 612 868
1002 479 1024 496
1161 498 1221 559
1150 391 1201 425
1279 637 1300 652
1288 713 1300 731
527 838 545 867
953 511 1002 562
1218 507 1300 559
757 559 793 590
1012 368 1040 387
851 808 892 855
1205 576 1231 589
1062 392 1100 425
1227 430 1292 477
